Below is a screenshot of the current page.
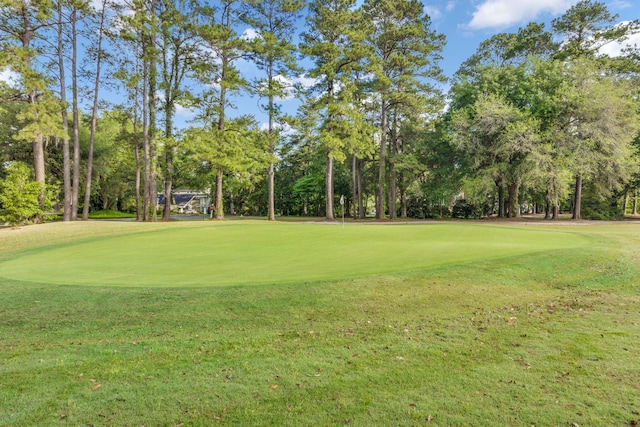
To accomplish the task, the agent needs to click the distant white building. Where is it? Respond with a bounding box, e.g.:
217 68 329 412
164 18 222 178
157 190 211 214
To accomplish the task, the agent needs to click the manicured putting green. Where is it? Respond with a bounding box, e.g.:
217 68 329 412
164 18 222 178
0 222 591 287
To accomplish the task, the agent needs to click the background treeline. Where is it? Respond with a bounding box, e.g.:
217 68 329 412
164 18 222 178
1 0 639 225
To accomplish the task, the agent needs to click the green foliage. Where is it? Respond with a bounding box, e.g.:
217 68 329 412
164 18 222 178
450 3 640 218
551 0 639 61
0 162 51 225
14 87 65 144
2 0 639 224
89 113 139 212
580 183 625 220
363 0 446 98
404 194 441 219
182 116 269 188
301 0 375 161
292 174 323 201
457 22 555 76
0 0 54 86
193 0 248 119
241 0 304 109
451 199 484 219
450 86 540 217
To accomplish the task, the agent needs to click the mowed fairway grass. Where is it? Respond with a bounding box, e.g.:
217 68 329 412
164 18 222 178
0 221 639 426
0 221 591 287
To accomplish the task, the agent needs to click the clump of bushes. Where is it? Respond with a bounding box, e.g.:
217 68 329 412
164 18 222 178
451 199 485 219
0 162 53 226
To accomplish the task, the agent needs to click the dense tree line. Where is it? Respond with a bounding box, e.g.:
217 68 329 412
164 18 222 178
0 0 639 225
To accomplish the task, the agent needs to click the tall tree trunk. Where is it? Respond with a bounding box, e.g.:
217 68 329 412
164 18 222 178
71 8 80 220
376 100 387 219
20 10 45 212
215 80 226 220
32 129 46 206
159 4 191 221
134 134 142 222
388 114 398 219
388 166 396 218
57 1 71 221
351 154 358 219
634 189 638 216
572 173 582 220
267 160 275 219
400 188 407 219
325 155 334 220
142 37 151 222
496 177 505 218
544 180 552 220
215 169 224 220
388 144 397 219
148 3 158 222
82 0 107 220
162 97 173 221
27 92 45 211
507 181 519 218
149 103 157 221
267 61 276 221
132 52 142 221
324 76 335 222
162 142 173 219
357 157 364 219
552 177 559 220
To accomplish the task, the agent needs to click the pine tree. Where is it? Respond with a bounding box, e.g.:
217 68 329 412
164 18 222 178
242 0 304 221
301 0 367 221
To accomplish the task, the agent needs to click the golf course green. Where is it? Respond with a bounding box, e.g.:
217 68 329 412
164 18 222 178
0 221 591 287
1 221 639 426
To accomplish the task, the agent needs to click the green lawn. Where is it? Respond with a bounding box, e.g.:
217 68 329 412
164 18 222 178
0 221 590 287
0 221 639 426
87 209 137 219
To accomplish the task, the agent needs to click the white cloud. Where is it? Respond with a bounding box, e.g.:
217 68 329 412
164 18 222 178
97 0 133 16
156 91 196 117
175 103 196 118
260 74 318 101
90 0 102 10
294 74 318 90
599 24 640 57
259 122 294 135
446 1 457 12
610 0 632 9
241 28 260 41
424 6 442 20
468 0 577 30
0 68 19 87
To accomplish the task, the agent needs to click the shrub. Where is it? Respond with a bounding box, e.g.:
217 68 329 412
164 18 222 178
451 199 484 219
0 162 51 226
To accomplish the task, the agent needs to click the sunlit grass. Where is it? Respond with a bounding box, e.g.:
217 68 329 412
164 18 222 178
88 210 137 219
0 221 639 426
0 221 590 287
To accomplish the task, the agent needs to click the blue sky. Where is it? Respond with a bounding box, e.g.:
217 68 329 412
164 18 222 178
229 0 640 130
427 0 640 77
2 0 638 131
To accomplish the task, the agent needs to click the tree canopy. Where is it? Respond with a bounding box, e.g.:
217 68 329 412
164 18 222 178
1 0 639 225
